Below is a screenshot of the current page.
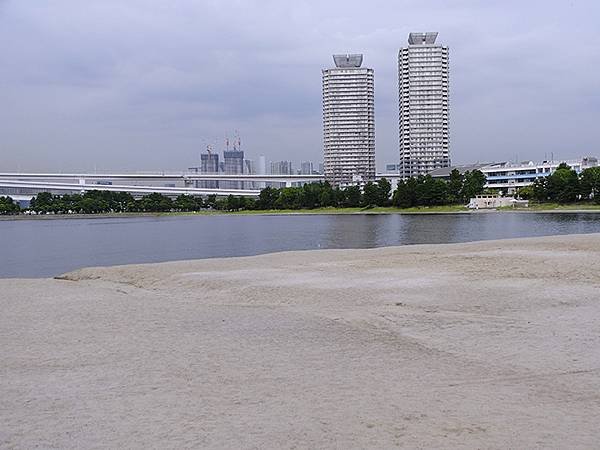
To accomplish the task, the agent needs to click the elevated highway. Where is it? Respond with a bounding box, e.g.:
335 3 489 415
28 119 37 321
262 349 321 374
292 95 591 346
0 172 403 200
0 172 325 183
0 179 260 199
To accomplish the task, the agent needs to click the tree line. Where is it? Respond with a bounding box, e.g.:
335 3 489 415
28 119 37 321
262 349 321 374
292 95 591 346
28 191 204 214
518 164 600 204
0 196 20 215
18 170 487 214
224 170 486 211
6 165 600 215
392 170 486 208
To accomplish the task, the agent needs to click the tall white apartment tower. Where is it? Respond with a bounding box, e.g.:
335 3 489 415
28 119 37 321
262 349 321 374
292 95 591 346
323 54 375 186
398 32 449 178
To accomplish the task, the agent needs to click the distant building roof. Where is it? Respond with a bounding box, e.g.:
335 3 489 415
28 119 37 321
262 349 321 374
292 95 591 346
223 150 244 158
333 54 363 68
408 32 438 45
429 163 489 178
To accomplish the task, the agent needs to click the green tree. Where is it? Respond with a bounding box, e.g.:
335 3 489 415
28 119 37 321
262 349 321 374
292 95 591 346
138 193 173 212
447 169 464 203
547 163 579 203
275 187 302 209
531 177 549 202
579 167 600 204
243 197 257 210
77 197 103 214
214 198 227 210
175 194 201 211
392 179 417 208
460 170 487 201
332 187 346 207
30 192 55 213
362 182 379 207
0 196 20 215
415 175 448 206
376 178 392 206
257 187 278 210
78 191 112 213
343 185 362 207
113 192 136 212
205 194 217 209
300 183 321 209
318 184 336 207
516 185 535 200
223 195 242 211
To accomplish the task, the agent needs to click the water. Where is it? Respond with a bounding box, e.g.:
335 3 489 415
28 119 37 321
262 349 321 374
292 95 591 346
2 212 600 278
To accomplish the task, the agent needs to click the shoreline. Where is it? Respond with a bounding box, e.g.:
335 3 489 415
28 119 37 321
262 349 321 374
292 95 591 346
3 206 600 221
3 231 600 280
47 231 600 279
2 233 600 448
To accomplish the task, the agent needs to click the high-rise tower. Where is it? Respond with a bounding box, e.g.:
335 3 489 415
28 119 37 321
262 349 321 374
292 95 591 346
398 32 449 178
223 150 244 190
200 150 219 189
323 54 375 186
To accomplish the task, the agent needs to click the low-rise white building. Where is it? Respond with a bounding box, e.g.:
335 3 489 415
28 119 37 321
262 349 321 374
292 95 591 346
430 157 598 195
482 157 597 194
468 195 529 209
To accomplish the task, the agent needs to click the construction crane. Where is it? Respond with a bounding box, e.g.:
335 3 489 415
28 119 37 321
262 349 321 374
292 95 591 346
235 130 241 151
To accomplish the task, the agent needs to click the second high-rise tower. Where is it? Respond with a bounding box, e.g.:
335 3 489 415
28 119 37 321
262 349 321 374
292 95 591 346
398 32 450 178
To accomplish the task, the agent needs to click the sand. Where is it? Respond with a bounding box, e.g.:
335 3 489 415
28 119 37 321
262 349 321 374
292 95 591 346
1 234 600 449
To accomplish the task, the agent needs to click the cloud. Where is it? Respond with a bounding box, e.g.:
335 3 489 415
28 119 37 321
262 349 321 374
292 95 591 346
0 0 599 171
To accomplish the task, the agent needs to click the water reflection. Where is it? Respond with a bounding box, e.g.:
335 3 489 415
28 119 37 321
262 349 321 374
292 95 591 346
320 215 380 249
1 212 600 278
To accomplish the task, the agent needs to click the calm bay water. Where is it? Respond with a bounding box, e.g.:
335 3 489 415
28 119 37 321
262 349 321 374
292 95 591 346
2 212 600 278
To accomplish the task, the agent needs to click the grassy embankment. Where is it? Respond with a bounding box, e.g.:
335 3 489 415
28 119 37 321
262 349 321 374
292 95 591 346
522 202 600 211
0 205 468 220
6 203 600 220
187 203 600 214
223 205 470 215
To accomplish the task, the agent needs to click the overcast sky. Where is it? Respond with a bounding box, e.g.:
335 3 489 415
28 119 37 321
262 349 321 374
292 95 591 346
1 0 599 172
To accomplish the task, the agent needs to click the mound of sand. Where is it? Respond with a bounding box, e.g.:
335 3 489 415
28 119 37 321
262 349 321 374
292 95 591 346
2 234 600 448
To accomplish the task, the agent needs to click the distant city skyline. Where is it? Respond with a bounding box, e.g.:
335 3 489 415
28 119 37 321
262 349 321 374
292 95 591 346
1 1 599 172
192 146 323 176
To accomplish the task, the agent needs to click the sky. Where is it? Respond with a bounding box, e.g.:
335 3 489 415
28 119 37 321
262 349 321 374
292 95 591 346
1 0 599 172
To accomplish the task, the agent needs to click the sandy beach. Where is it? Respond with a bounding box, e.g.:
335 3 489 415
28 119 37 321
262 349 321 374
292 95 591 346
2 234 600 448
